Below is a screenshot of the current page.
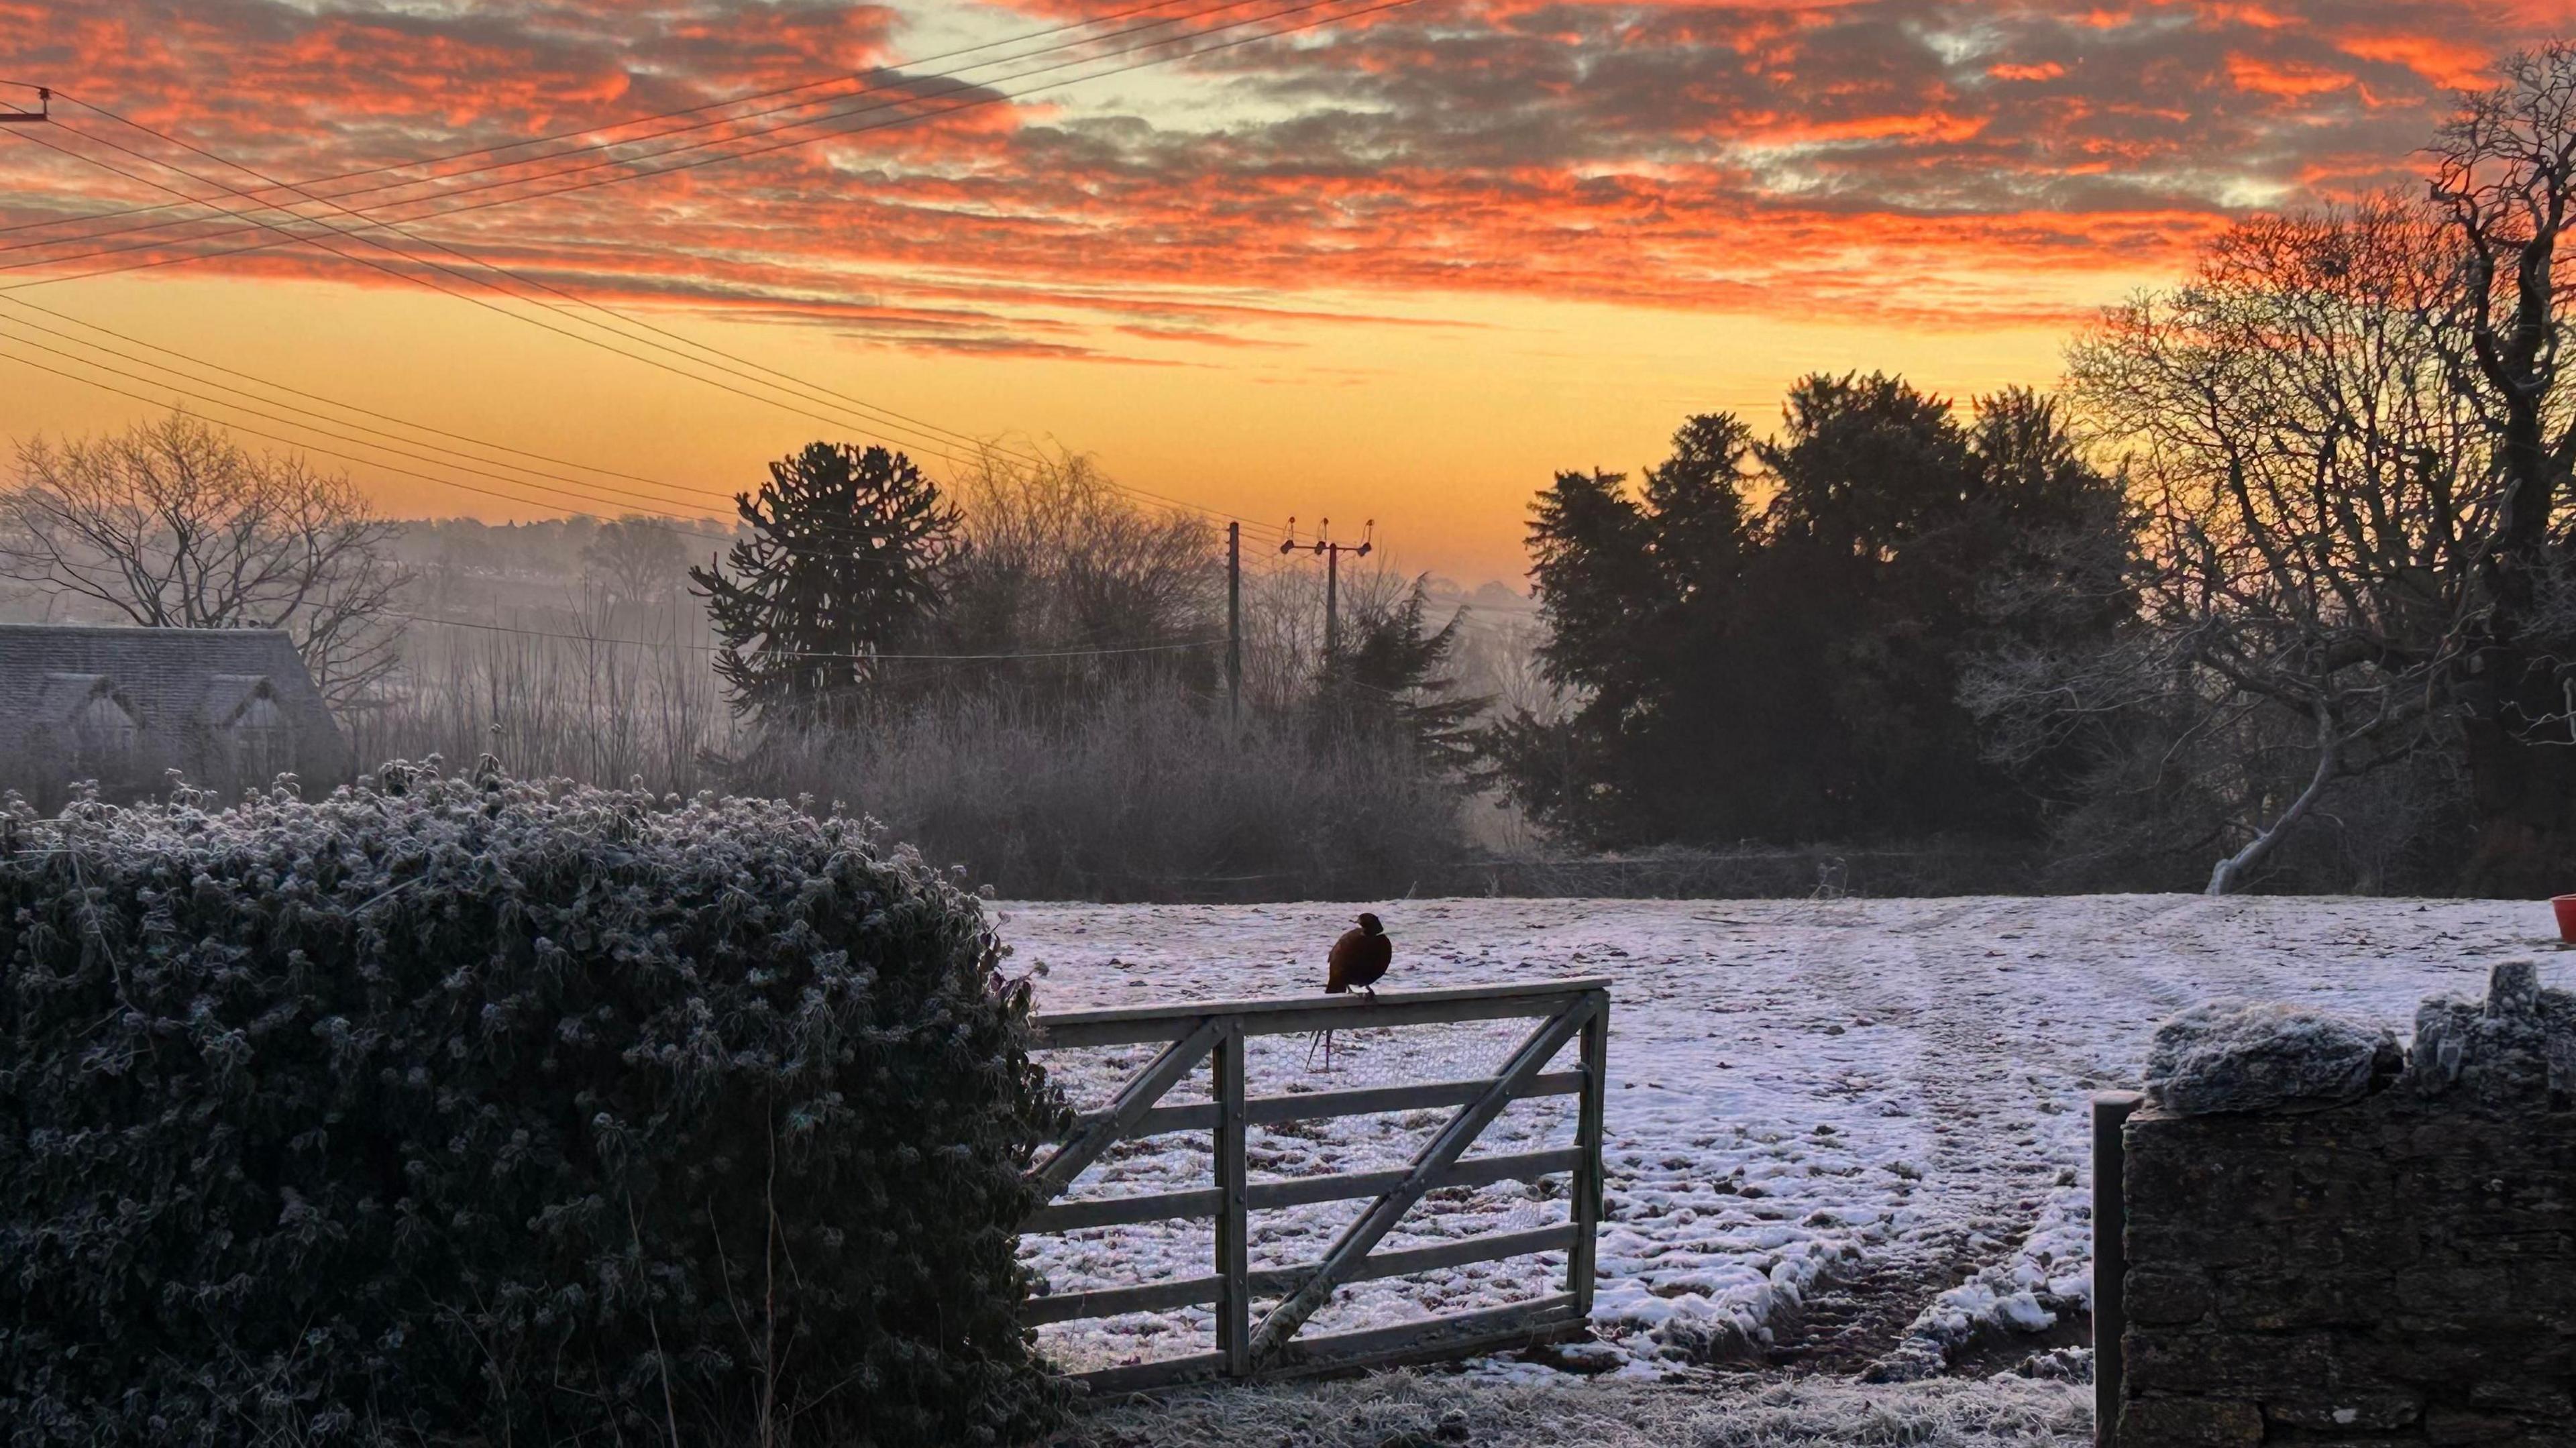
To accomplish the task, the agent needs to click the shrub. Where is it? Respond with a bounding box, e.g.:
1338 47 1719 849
740 687 1471 901
0 764 1068 1447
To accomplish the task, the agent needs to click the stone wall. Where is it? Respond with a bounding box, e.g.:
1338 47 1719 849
2114 964 2576 1447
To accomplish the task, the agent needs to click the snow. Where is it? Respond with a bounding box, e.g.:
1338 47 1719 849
1006 893 2560 1379
2141 1001 2394 1115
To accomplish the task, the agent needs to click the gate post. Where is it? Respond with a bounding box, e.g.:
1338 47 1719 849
1214 1020 1250 1378
1568 991 1609 1319
2092 1090 2143 1448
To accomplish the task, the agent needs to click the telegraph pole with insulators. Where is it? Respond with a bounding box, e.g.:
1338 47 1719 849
1279 517 1373 665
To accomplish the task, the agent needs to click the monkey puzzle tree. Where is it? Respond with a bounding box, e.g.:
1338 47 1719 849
690 442 962 724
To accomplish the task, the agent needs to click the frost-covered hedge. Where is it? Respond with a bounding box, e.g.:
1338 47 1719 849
0 765 1068 1447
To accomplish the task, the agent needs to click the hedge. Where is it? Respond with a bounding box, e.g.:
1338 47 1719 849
0 763 1069 1447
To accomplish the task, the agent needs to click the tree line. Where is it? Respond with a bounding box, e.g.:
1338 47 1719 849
1485 45 2576 896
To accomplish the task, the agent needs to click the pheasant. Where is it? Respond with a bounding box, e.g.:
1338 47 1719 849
1306 912 1391 1071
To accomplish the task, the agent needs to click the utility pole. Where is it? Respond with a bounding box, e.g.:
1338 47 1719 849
1279 517 1373 667
0 87 48 125
1226 521 1242 722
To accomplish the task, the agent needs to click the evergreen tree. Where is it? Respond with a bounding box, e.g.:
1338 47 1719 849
1487 376 2130 848
1323 577 1487 773
690 442 962 723
1490 414 1768 844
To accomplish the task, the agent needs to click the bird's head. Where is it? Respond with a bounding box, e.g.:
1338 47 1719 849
1356 911 1384 936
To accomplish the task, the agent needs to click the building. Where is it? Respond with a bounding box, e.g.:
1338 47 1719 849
0 624 351 807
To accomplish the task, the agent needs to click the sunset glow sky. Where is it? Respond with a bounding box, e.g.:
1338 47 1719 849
1 0 2566 583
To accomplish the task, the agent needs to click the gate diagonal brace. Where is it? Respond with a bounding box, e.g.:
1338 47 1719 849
1247 995 1599 1366
1028 1015 1226 1202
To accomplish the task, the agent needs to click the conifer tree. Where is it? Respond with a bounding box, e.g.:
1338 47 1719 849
1323 577 1487 773
1487 380 2127 847
691 442 962 722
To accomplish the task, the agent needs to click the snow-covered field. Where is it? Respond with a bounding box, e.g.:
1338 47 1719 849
1008 894 2557 1382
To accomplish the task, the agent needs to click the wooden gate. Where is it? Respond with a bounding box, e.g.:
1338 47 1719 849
1022 978 1611 1393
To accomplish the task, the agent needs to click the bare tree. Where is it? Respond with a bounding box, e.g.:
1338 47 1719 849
936 443 1217 691
2427 44 2576 891
0 411 412 710
2021 199 2483 893
580 514 688 608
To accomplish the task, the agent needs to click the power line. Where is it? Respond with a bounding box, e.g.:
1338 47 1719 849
0 333 1275 579
0 336 1300 669
0 0 1358 283
3 29 1333 539
1 123 994 477
13 114 1282 549
0 0 1393 543
2 0 1307 267
0 311 741 518
0 0 1222 241
3 0 1320 267
0 301 737 515
48 87 1295 541
0 339 748 545
0 335 1321 675
0 333 1075 567
0 291 1277 569
0 284 1264 567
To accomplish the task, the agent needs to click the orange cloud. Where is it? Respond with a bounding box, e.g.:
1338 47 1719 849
2339 33 2493 89
2226 52 2355 97
0 0 2557 361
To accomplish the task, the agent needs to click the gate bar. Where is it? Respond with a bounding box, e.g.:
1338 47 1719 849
1035 977 1611 1048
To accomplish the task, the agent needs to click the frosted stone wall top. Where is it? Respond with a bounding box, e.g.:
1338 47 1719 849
2407 959 2576 1107
2144 961 2571 1116
2143 1002 2398 1115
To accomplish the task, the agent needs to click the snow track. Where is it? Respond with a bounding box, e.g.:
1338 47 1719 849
1006 895 2551 1378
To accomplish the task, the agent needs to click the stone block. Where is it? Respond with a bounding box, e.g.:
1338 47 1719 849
2467 1380 2575 1417
2145 1003 2394 1116
2125 1330 2332 1395
2127 1268 2213 1326
2406 964 2576 1109
2129 1221 2270 1270
2424 1408 2528 1445
2212 1270 2379 1331
2261 1388 2423 1431
2310 1222 2420 1274
2341 1335 2546 1390
2116 1396 2265 1448
2506 1262 2576 1329
2392 1264 2514 1316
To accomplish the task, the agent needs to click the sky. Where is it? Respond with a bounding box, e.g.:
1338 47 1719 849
0 0 2567 585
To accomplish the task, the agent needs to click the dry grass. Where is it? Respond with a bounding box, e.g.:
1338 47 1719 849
740 687 1469 900
1057 1372 2088 1448
352 613 1477 901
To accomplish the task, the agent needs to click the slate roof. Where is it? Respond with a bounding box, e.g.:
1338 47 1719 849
0 624 350 799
